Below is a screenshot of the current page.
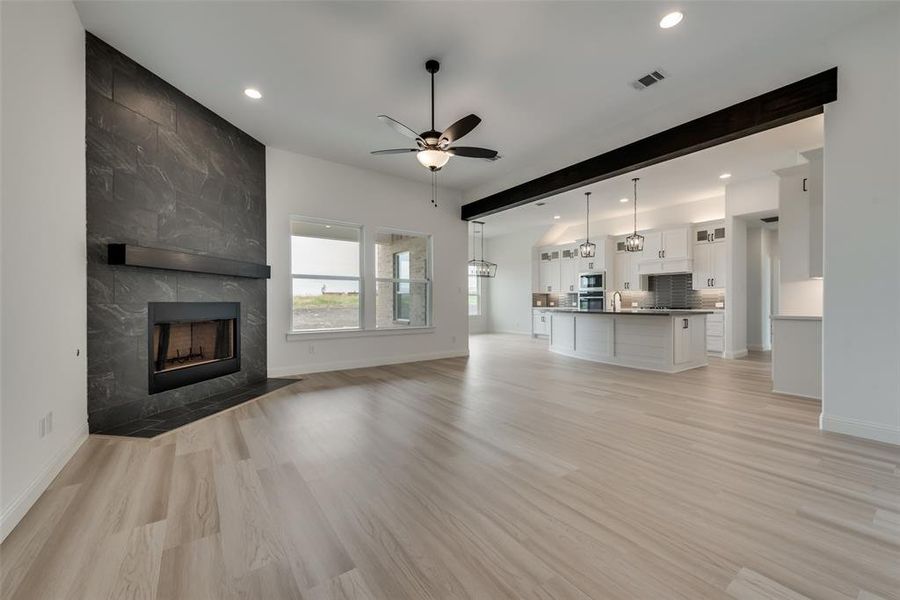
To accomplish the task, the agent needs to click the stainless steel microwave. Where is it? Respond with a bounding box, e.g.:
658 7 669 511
578 272 605 292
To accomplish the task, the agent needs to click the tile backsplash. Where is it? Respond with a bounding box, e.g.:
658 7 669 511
532 292 577 308
619 273 724 309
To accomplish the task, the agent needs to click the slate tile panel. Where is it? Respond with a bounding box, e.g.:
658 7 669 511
85 33 267 433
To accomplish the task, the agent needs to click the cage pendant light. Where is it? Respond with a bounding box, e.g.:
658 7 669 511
468 221 497 278
578 191 596 258
625 177 644 252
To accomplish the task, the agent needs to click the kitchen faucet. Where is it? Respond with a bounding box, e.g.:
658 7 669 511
612 291 622 312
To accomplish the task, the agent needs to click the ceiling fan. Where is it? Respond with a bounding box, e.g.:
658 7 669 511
371 59 499 172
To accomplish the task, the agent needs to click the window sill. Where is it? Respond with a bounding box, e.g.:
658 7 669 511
286 326 435 342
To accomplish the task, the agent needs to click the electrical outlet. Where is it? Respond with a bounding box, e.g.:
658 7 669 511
631 302 639 307
308 344 316 355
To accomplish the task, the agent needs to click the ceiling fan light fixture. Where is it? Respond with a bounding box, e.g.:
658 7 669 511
416 149 450 171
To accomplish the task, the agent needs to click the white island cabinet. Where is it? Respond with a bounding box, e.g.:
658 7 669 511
549 311 709 373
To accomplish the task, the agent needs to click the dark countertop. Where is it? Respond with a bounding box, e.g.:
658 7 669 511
532 307 714 315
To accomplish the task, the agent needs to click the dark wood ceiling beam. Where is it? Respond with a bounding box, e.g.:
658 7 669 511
460 67 837 220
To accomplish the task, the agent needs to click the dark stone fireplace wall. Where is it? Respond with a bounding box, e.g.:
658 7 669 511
85 33 267 432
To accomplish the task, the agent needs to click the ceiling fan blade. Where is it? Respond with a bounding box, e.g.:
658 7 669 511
377 115 423 142
439 114 481 147
447 146 498 160
370 148 418 155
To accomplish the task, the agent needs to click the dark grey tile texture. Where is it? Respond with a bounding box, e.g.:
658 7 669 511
86 33 267 433
95 379 297 438
620 273 725 310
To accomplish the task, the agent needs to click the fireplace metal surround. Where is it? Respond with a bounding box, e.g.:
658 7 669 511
148 302 241 394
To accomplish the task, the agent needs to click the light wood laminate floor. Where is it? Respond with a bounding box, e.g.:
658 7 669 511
2 334 899 599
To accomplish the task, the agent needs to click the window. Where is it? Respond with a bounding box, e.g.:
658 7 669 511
468 274 481 316
393 251 411 321
290 218 361 331
375 231 431 328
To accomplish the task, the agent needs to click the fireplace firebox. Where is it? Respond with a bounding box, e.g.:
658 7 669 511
148 302 241 394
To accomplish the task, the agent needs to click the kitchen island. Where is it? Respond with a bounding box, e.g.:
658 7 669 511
547 309 710 373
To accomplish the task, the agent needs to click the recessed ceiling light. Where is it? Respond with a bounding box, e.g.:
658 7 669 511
719 172 732 179
620 197 629 203
659 11 683 29
324 225 332 229
535 201 546 206
244 88 262 99
553 215 561 220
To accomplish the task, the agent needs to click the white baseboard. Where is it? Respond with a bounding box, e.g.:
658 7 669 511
268 349 470 377
820 413 900 446
747 344 770 352
723 348 749 359
1 422 88 542
488 329 531 335
772 388 821 400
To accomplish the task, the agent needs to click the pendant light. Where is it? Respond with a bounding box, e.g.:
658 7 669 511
625 177 644 252
578 191 596 258
468 221 497 277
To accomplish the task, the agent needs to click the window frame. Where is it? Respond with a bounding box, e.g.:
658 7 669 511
289 215 364 333
374 227 433 330
392 251 412 323
467 272 481 317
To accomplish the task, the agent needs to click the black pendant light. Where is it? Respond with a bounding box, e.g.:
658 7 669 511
578 191 596 258
468 221 497 277
625 177 644 252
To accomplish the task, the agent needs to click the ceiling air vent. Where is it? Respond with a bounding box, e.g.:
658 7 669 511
631 70 666 90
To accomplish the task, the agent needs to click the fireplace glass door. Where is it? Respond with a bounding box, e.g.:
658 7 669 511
152 319 235 374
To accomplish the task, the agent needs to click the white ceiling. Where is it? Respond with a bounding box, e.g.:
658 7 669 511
480 115 823 237
75 1 885 195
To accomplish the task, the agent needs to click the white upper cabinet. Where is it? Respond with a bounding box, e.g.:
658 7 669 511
803 148 823 279
638 227 692 275
613 243 644 291
642 231 662 261
559 247 579 293
538 250 560 293
692 221 726 290
662 228 690 260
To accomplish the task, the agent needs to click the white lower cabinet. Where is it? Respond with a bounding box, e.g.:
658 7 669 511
549 313 575 352
673 316 704 364
532 310 549 337
706 312 724 353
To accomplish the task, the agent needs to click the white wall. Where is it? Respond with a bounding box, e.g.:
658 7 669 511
821 7 900 444
484 226 547 334
266 148 468 374
746 227 773 351
724 176 779 359
1 1 87 540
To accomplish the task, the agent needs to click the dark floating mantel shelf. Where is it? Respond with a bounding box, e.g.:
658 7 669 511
107 244 271 279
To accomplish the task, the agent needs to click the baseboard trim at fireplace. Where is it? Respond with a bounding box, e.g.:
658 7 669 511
1 422 88 541
92 379 298 438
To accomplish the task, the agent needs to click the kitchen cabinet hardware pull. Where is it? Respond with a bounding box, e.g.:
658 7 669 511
802 178 808 192
682 318 689 329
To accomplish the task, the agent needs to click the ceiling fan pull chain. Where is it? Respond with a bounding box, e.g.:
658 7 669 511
432 171 438 207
